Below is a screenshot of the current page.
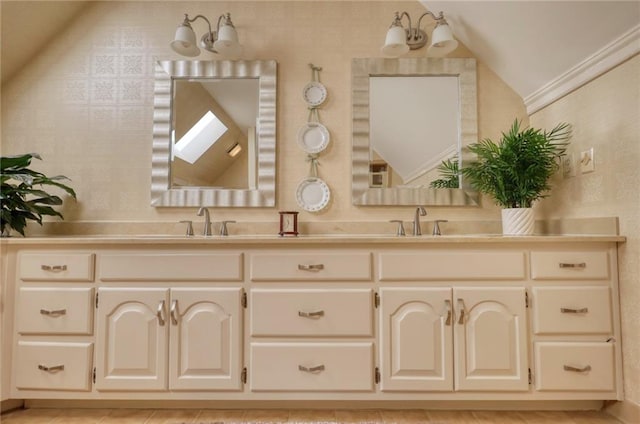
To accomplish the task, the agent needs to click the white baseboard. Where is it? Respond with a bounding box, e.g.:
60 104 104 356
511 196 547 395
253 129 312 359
605 400 640 424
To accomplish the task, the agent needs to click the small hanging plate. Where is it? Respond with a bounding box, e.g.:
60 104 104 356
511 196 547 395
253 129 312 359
295 177 330 212
302 81 327 107
297 122 330 154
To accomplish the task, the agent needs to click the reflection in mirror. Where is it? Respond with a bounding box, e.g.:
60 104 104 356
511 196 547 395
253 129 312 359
370 75 459 188
152 60 276 207
172 79 259 190
352 58 479 206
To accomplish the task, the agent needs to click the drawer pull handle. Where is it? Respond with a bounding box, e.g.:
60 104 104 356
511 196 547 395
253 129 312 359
40 309 67 317
561 307 589 314
157 300 166 326
170 300 179 325
298 310 325 318
559 262 587 269
457 298 466 325
298 264 324 272
443 299 452 326
563 364 592 373
41 265 67 272
38 364 64 372
298 364 325 373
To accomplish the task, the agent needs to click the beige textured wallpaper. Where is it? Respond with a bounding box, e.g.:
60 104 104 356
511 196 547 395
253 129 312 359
531 55 640 407
1 1 526 229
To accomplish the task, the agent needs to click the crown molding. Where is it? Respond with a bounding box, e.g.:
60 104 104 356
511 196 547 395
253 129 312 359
525 24 640 115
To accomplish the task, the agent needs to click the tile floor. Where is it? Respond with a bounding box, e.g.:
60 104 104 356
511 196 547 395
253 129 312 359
0 408 623 423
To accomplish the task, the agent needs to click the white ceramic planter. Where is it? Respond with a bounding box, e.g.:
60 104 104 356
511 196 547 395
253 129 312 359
501 208 535 235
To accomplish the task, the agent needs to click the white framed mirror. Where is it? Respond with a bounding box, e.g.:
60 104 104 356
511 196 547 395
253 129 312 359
352 58 479 206
151 60 277 207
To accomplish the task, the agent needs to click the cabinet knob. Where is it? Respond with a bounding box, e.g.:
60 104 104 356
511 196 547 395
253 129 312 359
559 262 586 269
298 310 325 318
443 299 452 326
456 298 466 324
157 300 166 326
298 364 325 373
170 300 179 325
40 309 67 317
298 264 324 272
41 265 67 272
563 364 592 373
38 364 64 372
560 307 589 314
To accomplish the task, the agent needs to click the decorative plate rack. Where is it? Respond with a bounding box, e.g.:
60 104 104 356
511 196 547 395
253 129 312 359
296 64 330 212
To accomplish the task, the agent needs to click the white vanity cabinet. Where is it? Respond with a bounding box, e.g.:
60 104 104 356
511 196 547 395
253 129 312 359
12 252 96 392
94 252 244 392
529 249 620 395
378 252 529 393
95 287 243 392
3 237 623 405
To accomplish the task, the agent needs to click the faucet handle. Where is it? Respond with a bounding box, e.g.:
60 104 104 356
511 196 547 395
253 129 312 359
219 220 236 236
432 219 448 236
389 220 406 236
179 220 194 237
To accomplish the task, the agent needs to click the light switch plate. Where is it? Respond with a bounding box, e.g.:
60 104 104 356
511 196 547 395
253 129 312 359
580 148 595 173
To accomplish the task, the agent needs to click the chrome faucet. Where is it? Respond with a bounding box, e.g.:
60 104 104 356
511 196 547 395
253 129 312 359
413 206 427 236
197 207 212 236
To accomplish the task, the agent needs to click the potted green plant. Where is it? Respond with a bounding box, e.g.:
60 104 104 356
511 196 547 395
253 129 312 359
462 119 571 235
1 153 76 237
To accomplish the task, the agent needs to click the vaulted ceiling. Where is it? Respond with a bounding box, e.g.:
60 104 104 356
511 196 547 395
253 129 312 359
424 1 640 113
2 1 639 114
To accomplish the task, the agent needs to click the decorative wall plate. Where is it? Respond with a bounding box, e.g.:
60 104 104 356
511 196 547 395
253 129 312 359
295 177 330 212
297 123 330 153
302 81 327 107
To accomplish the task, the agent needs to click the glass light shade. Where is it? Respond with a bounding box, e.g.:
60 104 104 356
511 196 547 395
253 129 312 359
381 26 410 57
170 24 200 57
427 23 458 56
213 24 243 57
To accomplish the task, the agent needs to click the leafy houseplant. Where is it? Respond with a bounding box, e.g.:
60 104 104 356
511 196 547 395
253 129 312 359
462 120 571 234
429 156 460 189
1 153 76 237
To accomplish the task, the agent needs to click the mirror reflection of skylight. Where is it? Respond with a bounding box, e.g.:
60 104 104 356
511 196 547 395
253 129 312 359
174 111 228 164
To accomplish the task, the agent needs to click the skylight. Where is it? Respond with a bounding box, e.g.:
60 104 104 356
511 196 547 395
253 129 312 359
173 111 228 164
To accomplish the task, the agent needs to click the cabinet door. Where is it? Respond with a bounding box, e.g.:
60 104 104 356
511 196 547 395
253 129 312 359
169 288 243 391
379 288 453 391
454 287 528 391
95 288 169 391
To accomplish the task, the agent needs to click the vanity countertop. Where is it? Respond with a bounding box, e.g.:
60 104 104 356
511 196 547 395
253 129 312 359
0 234 626 246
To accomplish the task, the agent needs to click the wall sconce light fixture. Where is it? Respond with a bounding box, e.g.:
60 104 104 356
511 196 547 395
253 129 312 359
382 10 458 58
171 13 242 57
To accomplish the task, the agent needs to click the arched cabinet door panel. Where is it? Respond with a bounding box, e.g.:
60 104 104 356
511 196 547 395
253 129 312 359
379 287 453 391
453 287 528 391
95 288 170 391
169 288 243 391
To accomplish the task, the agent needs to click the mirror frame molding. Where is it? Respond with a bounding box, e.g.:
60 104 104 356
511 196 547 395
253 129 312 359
151 59 277 207
351 57 479 206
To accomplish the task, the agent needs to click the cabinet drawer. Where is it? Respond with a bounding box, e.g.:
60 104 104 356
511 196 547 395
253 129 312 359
99 253 243 281
250 253 371 281
250 342 374 391
251 289 373 337
532 287 612 334
379 251 525 281
19 253 95 282
534 342 615 392
530 251 609 280
17 288 94 335
15 342 93 391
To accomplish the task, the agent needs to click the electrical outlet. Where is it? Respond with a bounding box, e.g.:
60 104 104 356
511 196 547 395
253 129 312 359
562 153 576 178
580 148 595 173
